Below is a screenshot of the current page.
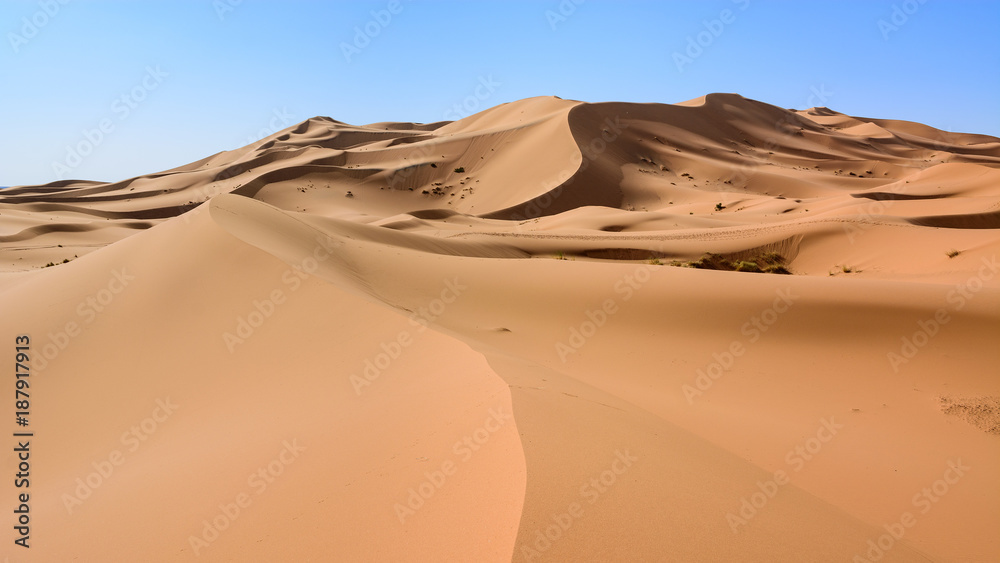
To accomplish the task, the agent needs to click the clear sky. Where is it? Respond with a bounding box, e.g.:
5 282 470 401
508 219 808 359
2 0 998 186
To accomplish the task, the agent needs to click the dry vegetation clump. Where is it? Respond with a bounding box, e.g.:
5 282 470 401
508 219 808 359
672 252 791 275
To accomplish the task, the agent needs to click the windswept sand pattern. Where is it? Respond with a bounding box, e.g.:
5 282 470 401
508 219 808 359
3 95 998 279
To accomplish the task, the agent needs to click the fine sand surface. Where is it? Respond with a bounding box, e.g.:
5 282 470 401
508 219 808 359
2 94 998 562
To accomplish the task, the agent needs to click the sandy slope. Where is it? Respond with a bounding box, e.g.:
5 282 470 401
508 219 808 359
2 94 998 562
1 211 525 561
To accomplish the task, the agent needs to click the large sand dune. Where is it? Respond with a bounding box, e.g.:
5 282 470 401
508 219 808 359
2 94 997 562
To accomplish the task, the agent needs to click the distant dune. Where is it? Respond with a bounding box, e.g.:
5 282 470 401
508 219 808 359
1 94 997 561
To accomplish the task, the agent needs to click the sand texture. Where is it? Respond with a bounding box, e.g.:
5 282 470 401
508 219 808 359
2 94 998 562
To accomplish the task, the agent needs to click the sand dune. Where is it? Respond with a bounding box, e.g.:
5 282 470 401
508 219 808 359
2 94 998 561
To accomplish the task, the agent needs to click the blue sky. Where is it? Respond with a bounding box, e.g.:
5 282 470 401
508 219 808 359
2 0 998 186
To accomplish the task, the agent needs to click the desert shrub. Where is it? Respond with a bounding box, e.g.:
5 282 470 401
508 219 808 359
675 252 791 275
734 261 761 273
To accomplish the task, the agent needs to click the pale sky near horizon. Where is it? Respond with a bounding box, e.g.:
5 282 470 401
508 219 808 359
1 0 998 186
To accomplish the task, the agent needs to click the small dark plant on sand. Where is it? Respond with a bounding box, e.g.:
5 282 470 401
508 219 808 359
672 252 791 275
